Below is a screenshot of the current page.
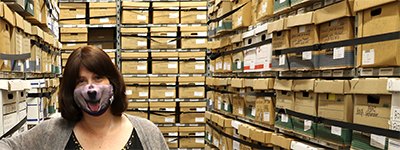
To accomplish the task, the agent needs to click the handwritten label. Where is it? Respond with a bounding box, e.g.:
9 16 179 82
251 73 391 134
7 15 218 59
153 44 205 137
169 132 178 136
194 91 203 97
138 41 147 46
362 49 375 65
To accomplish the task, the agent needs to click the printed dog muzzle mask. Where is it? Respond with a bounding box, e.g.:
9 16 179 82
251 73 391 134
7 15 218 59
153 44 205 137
73 84 114 116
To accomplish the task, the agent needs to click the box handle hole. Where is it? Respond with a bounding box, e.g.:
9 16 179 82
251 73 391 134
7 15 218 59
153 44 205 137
367 95 380 104
371 8 382 17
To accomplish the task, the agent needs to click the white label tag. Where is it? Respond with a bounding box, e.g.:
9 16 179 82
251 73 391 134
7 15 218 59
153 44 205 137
125 90 133 95
224 102 228 111
165 92 174 97
238 16 242 25
138 33 147 37
139 92 148 97
391 106 400 122
196 39 206 44
208 133 211 140
166 108 175 111
137 15 147 20
195 138 204 143
238 106 243 115
195 65 204 70
217 100 221 109
137 65 147 70
165 117 174 122
197 107 205 112
169 13 179 18
198 32 207 36
100 18 109 23
333 47 345 59
36 57 39 66
67 43 76 47
194 92 203 97
195 117 205 122
370 134 386 149
138 41 147 46
76 14 85 18
279 55 286 65
219 21 223 27
167 41 176 45
302 51 312 60
167 32 177 37
26 60 29 69
214 138 219 147
168 138 177 143
197 15 206 20
168 63 177 68
237 61 242 69
362 49 375 65
263 112 270 122
331 126 342 136
169 132 178 136
281 114 289 123
262 3 267 13
304 120 312 131
170 7 179 10
251 107 256 116
299 26 306 33
280 0 286 3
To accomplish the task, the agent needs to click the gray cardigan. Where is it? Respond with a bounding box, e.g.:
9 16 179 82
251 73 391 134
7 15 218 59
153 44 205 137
0 114 169 150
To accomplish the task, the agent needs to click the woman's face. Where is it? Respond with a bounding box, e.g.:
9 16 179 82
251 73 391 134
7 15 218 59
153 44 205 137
76 66 110 89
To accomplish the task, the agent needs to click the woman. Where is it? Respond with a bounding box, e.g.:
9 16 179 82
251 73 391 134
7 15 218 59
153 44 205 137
0 46 168 150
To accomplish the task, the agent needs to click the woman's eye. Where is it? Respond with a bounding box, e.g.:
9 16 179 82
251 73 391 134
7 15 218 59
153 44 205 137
95 76 103 81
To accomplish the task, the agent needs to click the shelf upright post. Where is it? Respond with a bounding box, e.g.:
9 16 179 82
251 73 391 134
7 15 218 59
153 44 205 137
116 0 122 71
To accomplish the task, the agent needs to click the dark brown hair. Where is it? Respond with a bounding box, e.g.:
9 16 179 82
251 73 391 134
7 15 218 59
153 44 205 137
59 45 127 122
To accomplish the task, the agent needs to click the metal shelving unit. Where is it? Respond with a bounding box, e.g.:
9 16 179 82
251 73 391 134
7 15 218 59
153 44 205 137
129 98 207 102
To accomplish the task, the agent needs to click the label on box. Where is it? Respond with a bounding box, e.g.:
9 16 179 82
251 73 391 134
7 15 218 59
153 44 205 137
233 141 240 149
251 107 256 116
281 114 288 122
165 117 174 122
76 14 85 18
333 47 345 59
100 18 109 23
263 112 270 122
279 55 286 65
224 102 228 111
138 108 148 111
391 106 400 121
167 32 177 37
197 107 205 112
217 100 221 110
197 7 207 10
331 126 342 136
299 26 306 33
304 119 312 131
137 65 147 70
280 0 286 3
165 92 174 97
170 7 179 10
169 13 179 18
238 16 242 25
208 133 211 140
166 108 175 111
219 21 223 27
197 15 206 20
168 138 177 143
371 134 386 149
167 41 176 45
138 33 147 37
195 138 204 143
139 92 148 97
262 3 267 13
302 51 312 60
137 41 147 47
362 49 375 65
237 61 242 69
169 132 178 136
195 65 204 70
67 43 76 47
238 106 243 115
195 132 204 136
195 117 205 122
168 63 177 68
198 32 207 36
36 57 39 66
125 90 133 95
137 15 147 20
194 91 203 97
194 82 204 85
214 138 219 147
389 139 400 150
25 60 29 69
196 39 206 44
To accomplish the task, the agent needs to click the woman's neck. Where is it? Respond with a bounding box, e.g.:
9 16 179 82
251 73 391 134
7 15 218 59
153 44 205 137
78 109 122 135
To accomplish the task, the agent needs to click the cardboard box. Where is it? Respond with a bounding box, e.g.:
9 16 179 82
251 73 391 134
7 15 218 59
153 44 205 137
178 77 205 99
273 0 290 13
125 102 148 119
232 1 252 30
124 77 149 99
293 79 318 116
88 28 115 49
150 77 176 99
214 51 224 73
59 3 86 25
151 52 178 74
221 91 233 113
223 54 232 73
351 131 388 150
180 2 207 24
250 127 273 143
243 31 257 72
316 123 353 146
25 0 42 23
232 94 246 117
179 52 206 74
205 124 213 143
152 2 180 24
354 94 391 129
314 0 354 25
121 2 149 24
179 126 205 148
349 78 391 95
271 133 295 150
0 4 14 72
357 1 400 67
159 126 179 148
255 96 275 125
150 27 178 49
232 37 244 72
216 1 233 33
121 28 148 49
149 102 176 123
89 2 116 25
121 52 148 74
180 102 206 123
181 26 208 49
257 0 274 22
60 28 87 42
252 78 275 90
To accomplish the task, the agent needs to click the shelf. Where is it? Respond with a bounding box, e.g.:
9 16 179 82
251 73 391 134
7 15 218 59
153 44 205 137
59 24 117 28
212 72 277 78
123 74 205 77
129 98 207 102
59 0 116 2
278 68 356 78
358 67 400 77
121 49 207 52
276 127 351 150
170 148 204 150
211 109 275 131
122 0 207 2
156 123 205 127
121 24 207 28
62 49 117 53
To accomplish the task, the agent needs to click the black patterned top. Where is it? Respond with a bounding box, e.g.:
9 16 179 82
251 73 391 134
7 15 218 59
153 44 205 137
65 128 144 150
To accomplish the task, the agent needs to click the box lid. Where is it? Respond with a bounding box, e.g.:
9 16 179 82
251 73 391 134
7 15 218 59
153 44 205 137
180 101 206 107
222 117 234 128
179 51 205 58
89 2 116 8
122 2 150 8
350 78 391 94
314 0 354 24
0 80 8 91
253 78 275 90
255 23 269 34
267 18 287 34
180 1 207 8
287 12 314 28
153 2 180 8
179 126 205 132
231 78 244 88
14 12 24 30
242 30 255 39
292 79 315 91
314 80 350 94
150 77 176 83
23 20 32 35
9 80 25 91
124 77 149 84
59 3 86 9
158 126 179 132
231 34 243 43
1 3 15 26
121 52 148 58
244 79 254 87
178 77 205 83
180 26 208 32
205 111 212 120
121 28 148 34
354 0 394 12
274 79 293 91
150 27 178 32
151 52 178 58
60 28 88 34
149 102 176 108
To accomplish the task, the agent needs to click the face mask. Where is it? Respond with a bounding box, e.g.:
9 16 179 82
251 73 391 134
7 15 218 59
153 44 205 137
73 84 114 116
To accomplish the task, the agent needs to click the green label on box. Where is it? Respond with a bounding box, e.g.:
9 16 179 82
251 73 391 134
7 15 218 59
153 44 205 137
293 117 317 138
25 0 34 16
245 107 255 119
316 123 352 145
222 103 232 113
232 61 244 72
274 0 291 12
274 113 293 131
216 22 232 32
